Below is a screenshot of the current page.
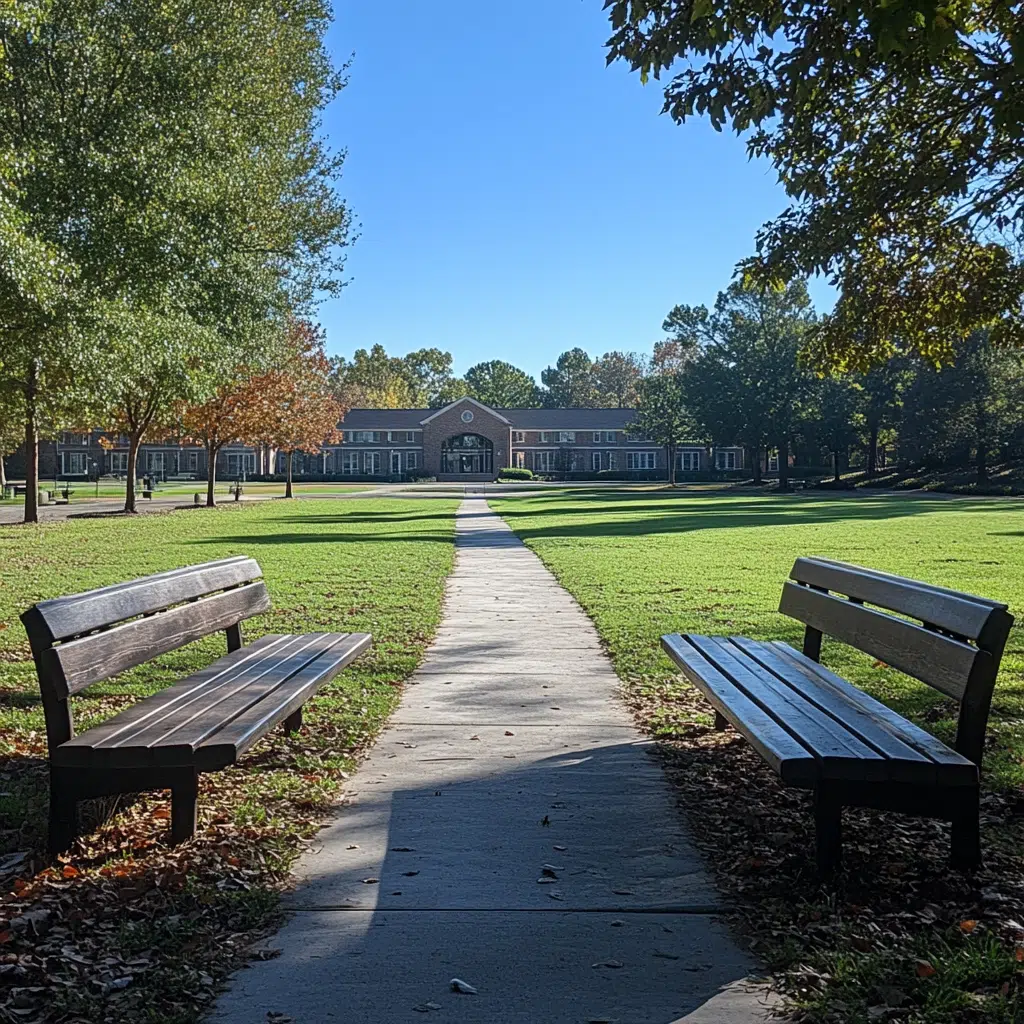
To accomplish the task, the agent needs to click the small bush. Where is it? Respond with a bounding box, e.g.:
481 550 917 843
498 467 534 480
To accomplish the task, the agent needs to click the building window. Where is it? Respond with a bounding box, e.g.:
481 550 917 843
108 451 128 474
342 452 360 474
62 452 88 475
187 451 199 472
716 450 738 470
593 431 601 443
406 452 418 470
678 450 701 472
406 430 416 442
365 451 381 474
512 430 525 443
592 451 601 471
513 451 525 468
539 431 551 443
534 450 554 472
605 431 617 443
226 452 255 477
391 451 402 474
347 430 381 443
767 451 779 472
627 451 657 471
608 452 616 471
557 431 575 443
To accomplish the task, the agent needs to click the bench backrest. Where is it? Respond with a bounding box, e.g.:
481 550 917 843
21 556 270 752
780 557 1014 767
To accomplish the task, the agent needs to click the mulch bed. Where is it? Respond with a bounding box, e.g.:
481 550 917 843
627 683 1024 1023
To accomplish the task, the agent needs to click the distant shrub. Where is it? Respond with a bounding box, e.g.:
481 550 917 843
498 467 534 480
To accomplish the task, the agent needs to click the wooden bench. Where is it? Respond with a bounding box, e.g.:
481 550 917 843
662 557 1013 874
21 556 371 852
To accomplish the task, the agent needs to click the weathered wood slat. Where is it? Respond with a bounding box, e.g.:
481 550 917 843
789 557 1002 641
729 637 938 784
41 582 271 698
22 556 261 644
197 633 372 769
661 634 817 786
52 634 294 766
768 642 978 785
778 581 980 700
100 634 327 765
690 635 888 781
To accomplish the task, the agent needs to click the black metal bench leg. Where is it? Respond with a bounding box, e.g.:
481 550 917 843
814 787 842 876
48 772 78 854
283 708 303 735
713 710 728 731
951 787 981 869
170 769 199 844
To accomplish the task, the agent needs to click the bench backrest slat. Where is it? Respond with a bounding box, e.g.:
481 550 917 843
23 556 262 645
39 583 271 699
778 581 982 700
780 557 1014 767
790 557 1004 641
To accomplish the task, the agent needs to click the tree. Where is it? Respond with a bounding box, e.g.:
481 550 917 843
0 389 21 491
0 1 351 520
463 360 540 407
630 374 691 485
333 346 416 408
680 281 816 489
860 360 908 477
594 351 645 407
541 349 599 407
251 323 345 499
432 377 472 407
809 375 863 483
403 349 456 407
604 1 1024 367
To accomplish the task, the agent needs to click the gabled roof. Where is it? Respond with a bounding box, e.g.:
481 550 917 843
340 409 427 429
419 396 512 425
497 408 637 429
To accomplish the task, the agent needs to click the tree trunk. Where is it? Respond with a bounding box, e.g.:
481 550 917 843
667 444 676 485
0 451 6 489
974 399 989 484
751 445 762 485
285 451 293 498
206 442 218 506
867 421 879 477
124 435 140 513
778 439 790 492
23 361 39 524
833 451 842 483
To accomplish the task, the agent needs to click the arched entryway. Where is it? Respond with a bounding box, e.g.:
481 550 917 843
442 433 494 475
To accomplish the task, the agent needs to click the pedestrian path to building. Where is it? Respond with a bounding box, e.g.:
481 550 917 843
213 498 772 1024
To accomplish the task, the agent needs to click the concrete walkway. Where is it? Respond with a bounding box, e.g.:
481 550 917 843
213 499 768 1024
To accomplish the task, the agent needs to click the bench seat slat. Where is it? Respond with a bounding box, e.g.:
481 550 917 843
99 634 331 765
196 632 372 770
688 635 889 781
729 637 948 785
768 642 977 785
661 634 817 786
53 634 295 766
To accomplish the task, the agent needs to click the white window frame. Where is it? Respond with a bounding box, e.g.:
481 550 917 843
63 452 88 475
513 451 525 468
187 450 199 472
342 452 360 475
539 431 551 443
406 430 416 442
768 452 779 472
678 450 700 472
627 451 657 471
534 450 553 472
592 451 601 471
593 431 601 443
108 451 128 474
391 451 402 474
605 431 617 443
406 452 419 471
512 430 525 442
557 431 575 443
365 451 381 474
716 450 738 471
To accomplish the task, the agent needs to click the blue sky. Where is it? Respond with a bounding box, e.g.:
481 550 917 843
319 1 831 381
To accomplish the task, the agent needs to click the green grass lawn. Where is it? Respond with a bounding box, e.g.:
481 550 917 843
0 498 457 1022
492 489 1024 1022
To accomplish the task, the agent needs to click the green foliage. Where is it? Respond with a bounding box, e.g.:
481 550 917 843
604 0 1024 365
540 347 600 407
630 373 692 483
463 360 541 407
593 350 646 407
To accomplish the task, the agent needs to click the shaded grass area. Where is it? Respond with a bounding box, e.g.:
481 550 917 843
2 480 374 503
492 489 1024 1023
0 498 457 1022
833 461 1024 498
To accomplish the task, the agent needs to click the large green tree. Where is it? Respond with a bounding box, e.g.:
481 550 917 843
464 360 540 407
594 351 645 407
0 0 350 518
605 1 1024 367
541 348 599 407
630 373 691 484
681 281 816 489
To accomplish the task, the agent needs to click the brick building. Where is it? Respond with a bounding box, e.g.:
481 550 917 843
51 396 746 484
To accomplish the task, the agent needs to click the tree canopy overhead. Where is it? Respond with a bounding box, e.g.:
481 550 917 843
604 0 1024 368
